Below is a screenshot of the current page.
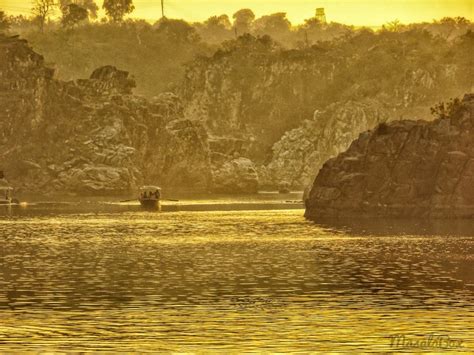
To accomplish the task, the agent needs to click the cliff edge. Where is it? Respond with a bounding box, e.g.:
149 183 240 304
305 94 474 220
0 34 212 194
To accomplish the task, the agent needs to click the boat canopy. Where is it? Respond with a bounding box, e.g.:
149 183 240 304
140 186 161 192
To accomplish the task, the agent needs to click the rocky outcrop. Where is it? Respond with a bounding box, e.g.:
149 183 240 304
0 34 212 195
181 35 335 165
212 157 259 193
180 34 472 191
2 32 472 195
78 65 136 95
265 99 390 189
305 94 474 219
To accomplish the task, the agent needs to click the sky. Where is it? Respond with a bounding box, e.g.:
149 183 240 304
1 0 472 26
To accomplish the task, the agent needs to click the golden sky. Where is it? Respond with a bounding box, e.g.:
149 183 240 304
1 0 472 26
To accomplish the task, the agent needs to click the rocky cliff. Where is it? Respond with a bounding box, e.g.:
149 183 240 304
0 34 212 195
1 31 472 195
265 99 390 188
181 35 335 167
181 33 472 190
305 94 474 219
181 35 332 191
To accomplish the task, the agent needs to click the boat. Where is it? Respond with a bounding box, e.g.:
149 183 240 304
139 186 161 210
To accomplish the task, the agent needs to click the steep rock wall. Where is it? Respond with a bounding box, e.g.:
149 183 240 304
305 94 474 219
0 34 212 195
180 33 472 190
264 99 390 188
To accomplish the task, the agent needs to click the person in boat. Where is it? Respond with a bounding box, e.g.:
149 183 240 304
140 187 161 200
139 186 161 210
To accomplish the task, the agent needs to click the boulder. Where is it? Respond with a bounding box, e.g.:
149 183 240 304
57 165 135 194
88 65 136 95
212 157 259 193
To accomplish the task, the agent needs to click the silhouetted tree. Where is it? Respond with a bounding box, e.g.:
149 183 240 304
59 0 99 19
8 10 472 103
382 19 405 32
155 18 200 43
61 4 88 27
32 0 57 32
294 17 351 46
431 98 466 119
196 14 232 43
431 16 472 40
232 9 255 36
252 12 291 43
103 0 135 22
205 15 231 29
0 11 10 32
220 33 278 54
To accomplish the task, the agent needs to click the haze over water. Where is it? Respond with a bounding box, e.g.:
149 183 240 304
1 198 473 352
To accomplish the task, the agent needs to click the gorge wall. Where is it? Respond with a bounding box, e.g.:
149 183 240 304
305 94 474 219
264 99 390 188
0 34 212 195
1 30 472 195
180 33 473 190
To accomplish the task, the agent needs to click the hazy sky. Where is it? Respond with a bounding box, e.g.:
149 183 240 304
1 0 472 26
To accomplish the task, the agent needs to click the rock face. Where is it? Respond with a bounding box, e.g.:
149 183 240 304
266 99 390 189
181 36 332 160
305 94 474 219
1 33 472 195
212 157 259 193
0 34 212 195
180 34 472 191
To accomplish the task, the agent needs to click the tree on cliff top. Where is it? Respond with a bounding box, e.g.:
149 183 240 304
61 4 89 28
294 17 351 47
195 15 233 43
0 11 10 33
252 12 292 42
155 18 200 43
232 9 255 36
59 0 99 19
431 98 467 120
31 0 57 32
103 0 134 22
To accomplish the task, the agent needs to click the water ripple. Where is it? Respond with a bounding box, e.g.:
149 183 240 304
1 208 473 352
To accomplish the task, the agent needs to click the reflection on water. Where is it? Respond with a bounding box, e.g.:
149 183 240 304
0 201 473 352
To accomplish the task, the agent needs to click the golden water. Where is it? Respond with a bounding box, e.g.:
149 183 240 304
1 203 473 352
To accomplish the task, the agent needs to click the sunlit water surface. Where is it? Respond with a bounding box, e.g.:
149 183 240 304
1 199 473 352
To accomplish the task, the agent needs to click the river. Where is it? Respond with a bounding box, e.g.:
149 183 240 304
1 195 473 352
